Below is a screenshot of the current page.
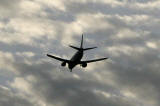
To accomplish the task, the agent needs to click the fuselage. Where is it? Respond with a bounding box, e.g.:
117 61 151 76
68 50 83 70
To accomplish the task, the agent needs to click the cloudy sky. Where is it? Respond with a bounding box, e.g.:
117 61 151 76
0 0 160 106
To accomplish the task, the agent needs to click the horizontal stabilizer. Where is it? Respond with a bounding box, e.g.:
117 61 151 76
80 57 108 63
69 45 81 50
83 47 97 51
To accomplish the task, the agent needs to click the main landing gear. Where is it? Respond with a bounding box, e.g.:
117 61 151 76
70 69 72 72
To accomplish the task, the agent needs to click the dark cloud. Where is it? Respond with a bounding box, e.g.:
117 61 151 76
0 0 20 18
43 8 75 23
0 0 160 106
0 0 20 8
65 1 160 17
10 60 138 106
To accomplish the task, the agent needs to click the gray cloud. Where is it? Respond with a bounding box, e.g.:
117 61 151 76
0 86 33 106
0 0 20 8
0 0 160 106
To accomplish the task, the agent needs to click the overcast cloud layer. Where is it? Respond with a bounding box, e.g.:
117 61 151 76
0 0 160 106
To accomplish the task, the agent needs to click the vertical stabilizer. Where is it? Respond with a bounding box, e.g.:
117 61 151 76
80 34 83 48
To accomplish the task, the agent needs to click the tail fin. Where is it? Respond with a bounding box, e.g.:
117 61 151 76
69 34 84 51
80 34 83 48
83 47 97 51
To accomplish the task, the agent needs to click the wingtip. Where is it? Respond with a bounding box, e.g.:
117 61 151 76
105 57 109 59
103 57 108 60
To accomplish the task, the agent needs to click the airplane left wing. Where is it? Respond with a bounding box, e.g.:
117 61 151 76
80 57 108 63
47 54 70 62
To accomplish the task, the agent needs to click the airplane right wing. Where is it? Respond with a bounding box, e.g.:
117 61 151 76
47 54 70 63
80 57 108 63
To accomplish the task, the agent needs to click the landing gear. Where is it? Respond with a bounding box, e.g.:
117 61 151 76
70 69 72 72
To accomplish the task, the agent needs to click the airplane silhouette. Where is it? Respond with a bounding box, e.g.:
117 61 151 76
47 34 108 72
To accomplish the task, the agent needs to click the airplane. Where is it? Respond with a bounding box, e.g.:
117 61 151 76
47 34 108 72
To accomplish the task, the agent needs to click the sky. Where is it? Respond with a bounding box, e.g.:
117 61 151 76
0 0 160 106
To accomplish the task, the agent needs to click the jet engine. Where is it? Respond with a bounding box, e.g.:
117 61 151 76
81 62 87 68
61 62 66 67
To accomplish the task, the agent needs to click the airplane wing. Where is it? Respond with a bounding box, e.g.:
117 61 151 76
80 57 108 63
47 54 70 62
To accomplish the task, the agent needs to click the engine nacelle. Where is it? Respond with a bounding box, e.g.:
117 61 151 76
81 62 87 68
61 62 66 67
